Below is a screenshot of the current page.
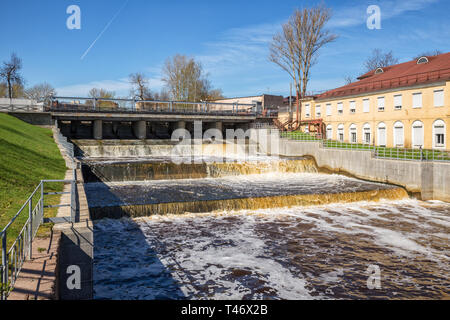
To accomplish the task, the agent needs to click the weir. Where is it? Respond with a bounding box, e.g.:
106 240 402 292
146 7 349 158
75 139 409 220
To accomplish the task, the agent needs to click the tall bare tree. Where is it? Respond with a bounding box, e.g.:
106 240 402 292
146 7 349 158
269 5 337 123
0 53 24 99
413 50 442 60
129 72 153 100
162 54 221 102
25 83 56 102
364 49 398 73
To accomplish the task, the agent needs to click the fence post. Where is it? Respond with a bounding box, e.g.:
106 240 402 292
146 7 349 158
28 198 33 259
71 173 76 223
1 231 7 299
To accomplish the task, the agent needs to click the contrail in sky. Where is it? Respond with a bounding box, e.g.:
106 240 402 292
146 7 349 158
81 0 130 60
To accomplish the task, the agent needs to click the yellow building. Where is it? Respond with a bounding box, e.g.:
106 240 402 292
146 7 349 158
298 53 450 149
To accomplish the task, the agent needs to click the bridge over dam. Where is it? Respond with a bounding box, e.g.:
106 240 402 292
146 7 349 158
2 96 276 140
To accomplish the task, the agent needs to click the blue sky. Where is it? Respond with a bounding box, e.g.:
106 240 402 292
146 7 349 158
1 0 449 98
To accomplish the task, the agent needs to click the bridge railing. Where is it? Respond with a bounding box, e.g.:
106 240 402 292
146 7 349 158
46 96 258 116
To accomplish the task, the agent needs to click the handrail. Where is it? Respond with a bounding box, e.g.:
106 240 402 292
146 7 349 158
1 178 76 300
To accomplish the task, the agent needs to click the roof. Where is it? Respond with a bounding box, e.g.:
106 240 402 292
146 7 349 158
317 52 450 101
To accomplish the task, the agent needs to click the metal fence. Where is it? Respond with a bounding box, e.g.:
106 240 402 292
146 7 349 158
0 177 76 300
280 132 450 162
46 96 258 116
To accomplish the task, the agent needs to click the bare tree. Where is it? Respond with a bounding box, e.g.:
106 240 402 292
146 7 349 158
87 88 117 109
129 72 153 100
269 5 337 123
0 53 24 99
343 75 354 85
162 54 221 102
25 83 56 102
0 83 6 97
413 50 442 60
364 49 398 73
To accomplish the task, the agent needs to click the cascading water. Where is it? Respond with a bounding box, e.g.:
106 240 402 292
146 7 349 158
76 140 450 300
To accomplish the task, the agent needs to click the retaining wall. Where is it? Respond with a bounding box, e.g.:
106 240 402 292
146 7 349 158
280 139 450 202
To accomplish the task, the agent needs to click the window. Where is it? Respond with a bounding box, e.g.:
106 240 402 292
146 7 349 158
393 122 404 147
363 99 370 113
417 57 429 64
305 104 310 117
350 101 356 114
433 119 446 149
316 105 321 117
412 120 424 148
338 124 344 142
434 89 444 107
377 97 385 111
326 125 333 140
377 123 386 146
375 68 384 74
326 104 332 116
394 94 402 110
363 123 371 144
350 124 357 143
413 93 422 108
337 102 343 114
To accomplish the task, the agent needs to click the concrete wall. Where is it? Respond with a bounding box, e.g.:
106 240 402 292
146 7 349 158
9 112 53 125
280 139 450 202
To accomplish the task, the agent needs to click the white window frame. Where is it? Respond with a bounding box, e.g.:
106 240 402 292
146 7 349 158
412 120 424 148
315 105 321 118
393 121 404 148
350 101 356 114
363 99 370 113
363 123 371 144
349 124 357 143
337 124 344 142
305 104 310 118
394 94 402 110
432 119 446 149
377 97 385 112
412 92 422 109
337 102 343 114
326 104 332 116
377 122 387 147
326 125 333 140
434 89 444 107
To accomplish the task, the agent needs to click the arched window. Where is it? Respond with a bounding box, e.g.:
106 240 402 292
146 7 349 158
433 119 446 149
363 123 371 144
326 124 333 140
349 124 357 143
393 121 404 147
375 68 384 74
412 120 424 148
377 122 386 147
337 124 344 142
417 56 429 64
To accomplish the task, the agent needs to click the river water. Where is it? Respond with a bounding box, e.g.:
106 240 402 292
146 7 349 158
80 146 450 300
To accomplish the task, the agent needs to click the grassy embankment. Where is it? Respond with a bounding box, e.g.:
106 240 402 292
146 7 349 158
0 113 67 248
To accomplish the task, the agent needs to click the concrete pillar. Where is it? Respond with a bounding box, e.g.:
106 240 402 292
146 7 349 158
132 120 147 139
70 120 79 135
112 122 119 136
93 120 102 140
175 121 186 130
214 122 223 132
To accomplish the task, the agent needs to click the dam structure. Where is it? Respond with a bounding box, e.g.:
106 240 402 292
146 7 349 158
64 132 450 300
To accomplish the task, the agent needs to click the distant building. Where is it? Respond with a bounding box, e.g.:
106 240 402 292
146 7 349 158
292 52 450 149
212 94 284 113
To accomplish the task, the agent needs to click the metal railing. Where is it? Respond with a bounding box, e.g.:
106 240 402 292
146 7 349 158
0 177 76 300
46 96 259 116
280 132 450 162
0 104 43 113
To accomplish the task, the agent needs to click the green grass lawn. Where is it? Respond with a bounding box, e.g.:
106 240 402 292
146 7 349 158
0 114 67 248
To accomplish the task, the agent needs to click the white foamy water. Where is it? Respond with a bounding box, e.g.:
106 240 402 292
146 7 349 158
93 199 450 300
